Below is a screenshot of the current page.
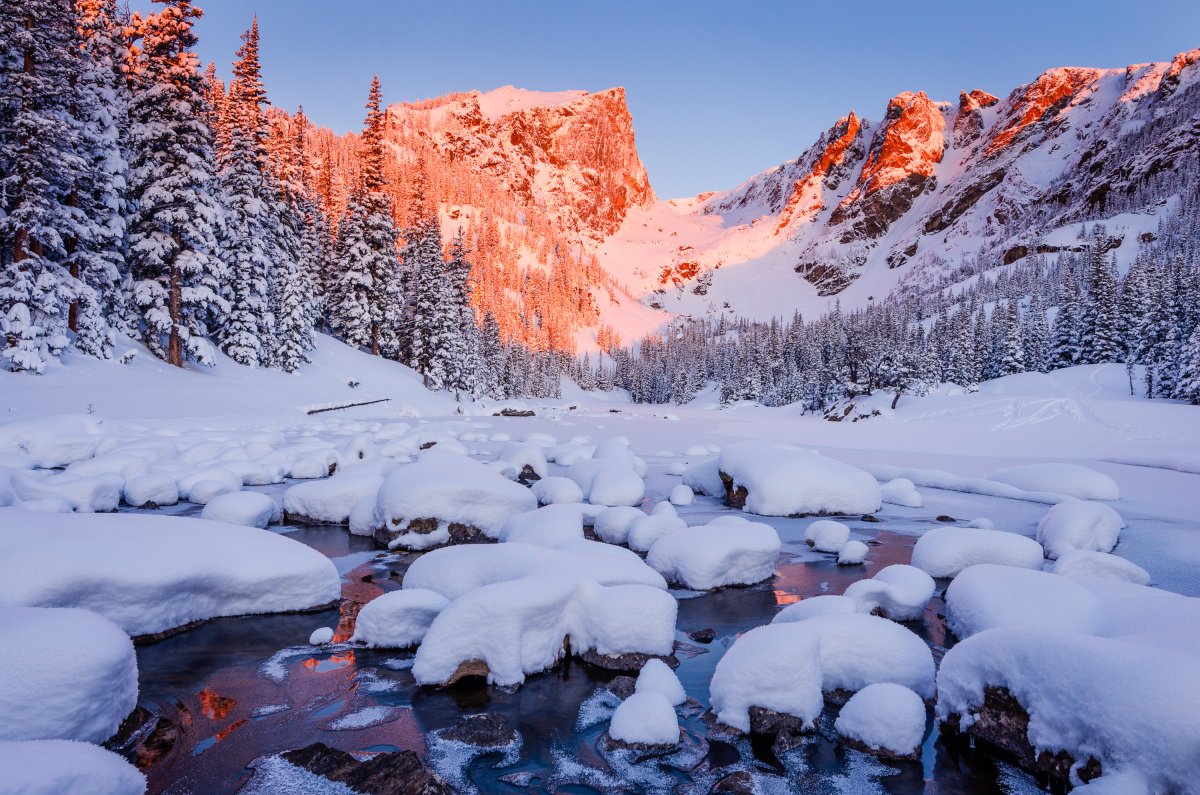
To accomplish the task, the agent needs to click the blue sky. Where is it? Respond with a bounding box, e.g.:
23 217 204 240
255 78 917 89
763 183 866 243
145 0 1200 198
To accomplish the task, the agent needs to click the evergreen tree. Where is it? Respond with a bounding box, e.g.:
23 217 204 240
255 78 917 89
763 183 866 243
126 0 226 366
1050 260 1082 367
1079 229 1123 364
331 198 373 349
1176 325 1200 405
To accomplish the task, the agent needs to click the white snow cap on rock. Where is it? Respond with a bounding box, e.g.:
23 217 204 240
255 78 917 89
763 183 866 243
531 476 584 505
645 517 780 590
121 473 178 508
497 442 548 479
1052 550 1150 585
990 463 1119 500
838 540 870 565
0 739 147 795
806 519 850 552
880 477 922 508
498 504 586 549
773 595 858 624
592 506 645 545
0 509 341 637
709 623 824 733
608 690 679 746
835 682 926 758
199 490 278 529
668 484 694 506
1036 498 1124 559
566 458 645 507
635 658 686 706
945 564 1104 639
308 627 334 645
282 468 387 524
681 458 723 497
0 607 137 744
351 589 450 648
910 525 1044 578
843 564 935 622
719 442 880 516
626 505 687 552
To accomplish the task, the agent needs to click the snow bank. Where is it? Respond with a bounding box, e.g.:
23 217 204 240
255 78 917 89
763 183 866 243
0 740 146 795
121 473 178 508
9 471 121 513
351 589 450 648
0 509 341 636
497 504 585 549
990 463 1119 500
635 658 685 706
531 476 583 505
879 477 922 508
843 564 935 622
1052 550 1150 585
497 442 548 479
592 506 644 545
199 491 278 528
838 540 869 565
668 484 694 506
565 459 644 507
805 519 850 552
945 564 1103 639
0 607 137 743
282 469 386 524
681 458 723 497
626 503 686 552
936 627 1200 793
910 525 1044 578
793 613 935 698
645 517 780 590
608 691 679 746
709 623 824 732
0 414 107 468
1036 498 1124 559
773 595 857 624
835 683 926 757
719 442 880 516
372 456 536 548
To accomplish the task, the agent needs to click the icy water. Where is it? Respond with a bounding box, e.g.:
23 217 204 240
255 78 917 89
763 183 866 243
124 496 1047 795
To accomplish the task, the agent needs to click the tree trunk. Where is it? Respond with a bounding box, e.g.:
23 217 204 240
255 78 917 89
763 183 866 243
892 390 903 410
168 265 182 368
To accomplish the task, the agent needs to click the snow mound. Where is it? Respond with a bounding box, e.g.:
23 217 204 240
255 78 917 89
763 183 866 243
565 459 645 507
626 504 687 552
0 739 146 795
531 476 583 505
645 517 780 590
0 509 341 636
719 442 880 516
121 473 178 508
838 540 869 565
0 414 106 468
668 484 694 506
1036 498 1124 559
497 504 586 549
0 607 137 743
497 442 548 479
681 458 723 497
592 506 644 545
308 627 334 645
879 478 922 508
773 595 858 624
10 471 121 513
990 463 1119 500
635 658 686 706
372 455 537 548
609 691 679 746
806 519 850 552
795 613 935 698
282 469 386 524
199 491 278 529
945 564 1103 639
709 623 824 733
351 589 450 648
593 438 648 477
1052 550 1150 585
834 683 926 757
936 627 1200 794
843 564 935 622
910 525 1045 578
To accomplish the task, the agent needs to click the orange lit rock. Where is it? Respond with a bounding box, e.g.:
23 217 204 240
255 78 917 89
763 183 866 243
983 68 1098 158
775 113 862 233
952 89 999 147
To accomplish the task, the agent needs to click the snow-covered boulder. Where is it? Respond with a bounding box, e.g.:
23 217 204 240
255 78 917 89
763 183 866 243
497 504 585 549
838 540 869 565
772 595 857 624
200 491 278 529
709 623 824 733
1036 498 1124 559
350 589 450 648
371 455 536 549
835 683 926 759
792 613 935 698
945 564 1103 639
635 658 686 706
10 471 120 513
626 503 687 552
718 442 881 516
0 607 137 743
936 627 1200 793
843 564 935 622
645 517 780 590
990 463 1119 500
592 506 644 545
1052 550 1150 585
880 477 922 508
565 459 644 507
805 519 850 552
121 473 178 508
681 458 723 497
309 626 334 645
593 438 648 477
531 476 583 505
0 740 146 795
910 525 1045 578
608 691 679 747
497 442 548 480
668 484 694 506
0 414 107 468
0 509 341 637
283 471 385 525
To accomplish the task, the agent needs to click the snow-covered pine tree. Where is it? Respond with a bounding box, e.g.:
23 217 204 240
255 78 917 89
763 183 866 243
1177 325 1200 405
331 199 373 350
125 0 227 367
444 229 483 397
406 214 455 389
0 0 81 372
998 299 1025 376
1079 229 1123 364
479 309 506 398
1050 259 1082 367
1021 295 1049 373
216 23 276 367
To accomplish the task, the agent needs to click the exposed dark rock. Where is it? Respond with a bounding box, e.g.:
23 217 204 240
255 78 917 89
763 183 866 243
579 648 680 673
280 742 452 795
747 705 813 737
439 713 519 747
935 515 957 523
494 408 535 417
517 464 541 482
602 730 681 753
104 705 183 772
710 770 756 794
606 675 637 700
839 734 921 761
418 441 437 450
373 518 493 549
687 627 717 644
860 514 882 523
718 470 747 510
498 771 539 788
941 686 1102 790
444 659 490 685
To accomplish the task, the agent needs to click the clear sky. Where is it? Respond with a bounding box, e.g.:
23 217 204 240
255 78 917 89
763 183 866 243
137 0 1200 198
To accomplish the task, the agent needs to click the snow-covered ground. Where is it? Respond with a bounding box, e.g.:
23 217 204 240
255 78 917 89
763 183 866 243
1 349 1197 793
